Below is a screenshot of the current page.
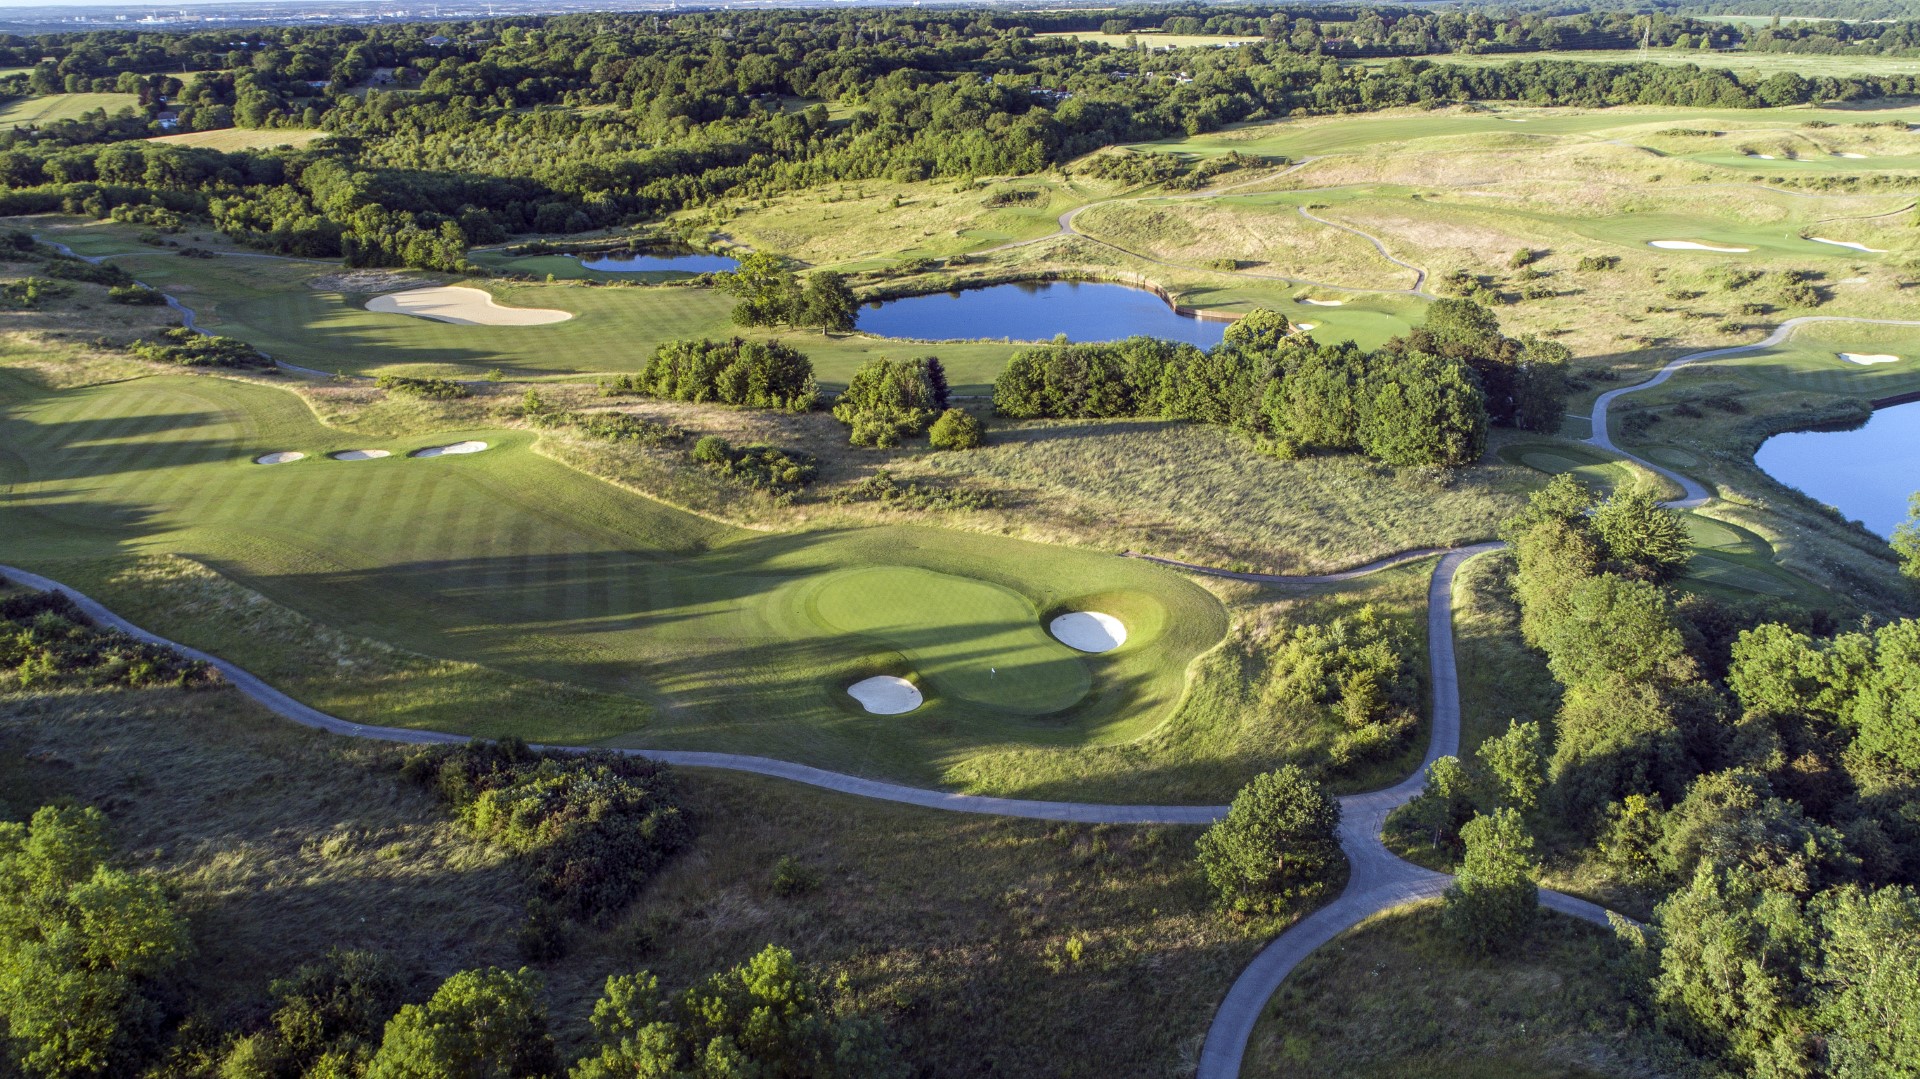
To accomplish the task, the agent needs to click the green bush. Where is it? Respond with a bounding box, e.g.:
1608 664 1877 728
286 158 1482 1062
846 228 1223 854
927 408 984 450
622 337 817 411
0 277 69 309
43 259 132 286
572 946 901 1079
374 374 470 399
0 587 216 690
128 327 271 369
366 967 555 1079
832 469 993 512
691 435 817 493
107 284 166 305
401 741 692 920
1195 765 1341 915
1442 808 1538 955
525 408 684 446
0 805 191 1079
833 357 940 446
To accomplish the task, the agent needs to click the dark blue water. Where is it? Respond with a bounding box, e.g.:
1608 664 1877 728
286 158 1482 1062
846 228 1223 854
580 251 740 273
1754 399 1920 538
857 281 1228 347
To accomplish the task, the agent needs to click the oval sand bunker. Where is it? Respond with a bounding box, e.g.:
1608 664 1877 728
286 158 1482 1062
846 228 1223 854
847 676 922 715
1050 611 1127 653
1839 353 1900 366
1648 240 1751 253
254 451 305 465
332 449 391 461
1299 298 1346 306
366 286 572 326
412 441 488 458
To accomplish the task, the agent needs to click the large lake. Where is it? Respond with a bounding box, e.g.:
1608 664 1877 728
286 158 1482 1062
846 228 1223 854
1754 399 1920 538
580 251 740 273
857 281 1229 348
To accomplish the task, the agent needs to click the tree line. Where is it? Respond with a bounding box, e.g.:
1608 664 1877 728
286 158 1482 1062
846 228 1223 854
992 301 1566 468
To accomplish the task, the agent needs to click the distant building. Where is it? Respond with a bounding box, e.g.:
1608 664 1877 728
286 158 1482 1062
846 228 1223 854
425 34 450 47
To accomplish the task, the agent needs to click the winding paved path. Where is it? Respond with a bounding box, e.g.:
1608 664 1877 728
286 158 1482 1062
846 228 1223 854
1587 315 1920 510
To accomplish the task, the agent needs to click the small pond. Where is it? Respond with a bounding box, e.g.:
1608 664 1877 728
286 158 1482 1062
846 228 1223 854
857 281 1228 348
579 250 740 273
1753 399 1920 538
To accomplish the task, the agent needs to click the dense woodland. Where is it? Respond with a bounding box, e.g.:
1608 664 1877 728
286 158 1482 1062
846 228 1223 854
2 6 1920 269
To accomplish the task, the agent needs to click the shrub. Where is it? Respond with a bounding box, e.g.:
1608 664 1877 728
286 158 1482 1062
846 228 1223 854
1577 255 1620 272
573 946 901 1079
43 259 132 286
365 967 555 1079
525 409 684 446
0 805 191 1079
625 337 817 411
1 587 216 689
373 374 469 399
832 469 992 512
129 327 272 369
833 357 941 446
927 408 984 450
692 436 817 493
107 284 166 305
401 741 692 920
1195 765 1341 915
0 276 69 309
1442 808 1538 955
771 856 822 897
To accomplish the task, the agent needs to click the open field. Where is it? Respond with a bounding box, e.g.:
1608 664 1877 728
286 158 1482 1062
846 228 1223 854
147 126 327 150
1241 902 1687 1078
0 677 1268 1078
1035 30 1265 49
1401 47 1920 79
0 91 140 126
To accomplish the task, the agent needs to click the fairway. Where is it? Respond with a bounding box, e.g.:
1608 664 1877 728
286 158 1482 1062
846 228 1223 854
0 372 1227 782
147 127 326 151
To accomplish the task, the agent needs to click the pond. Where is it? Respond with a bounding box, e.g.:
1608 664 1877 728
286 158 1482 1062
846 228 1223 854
1754 399 1920 538
579 250 740 273
857 281 1228 348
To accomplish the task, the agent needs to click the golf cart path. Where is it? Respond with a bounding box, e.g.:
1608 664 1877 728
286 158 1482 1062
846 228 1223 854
1586 315 1920 509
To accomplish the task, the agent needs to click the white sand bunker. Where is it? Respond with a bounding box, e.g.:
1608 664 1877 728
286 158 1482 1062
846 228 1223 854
366 286 571 326
254 451 305 465
1833 152 1867 159
1299 298 1345 306
412 441 488 458
847 675 922 715
1839 352 1900 366
1809 237 1886 253
1050 611 1127 653
1751 153 1777 160
1649 240 1751 253
1296 322 1318 331
332 449 391 461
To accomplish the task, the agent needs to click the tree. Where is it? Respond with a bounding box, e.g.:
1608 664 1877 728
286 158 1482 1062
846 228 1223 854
832 357 939 447
1811 884 1920 1078
1591 488 1690 581
719 251 800 327
0 806 189 1079
366 967 556 1079
1195 766 1342 914
571 945 900 1079
927 408 983 450
1477 718 1546 811
1510 335 1571 433
923 355 951 409
1442 808 1537 955
1652 863 1817 1078
798 270 857 334
1220 307 1291 353
1895 492 1920 584
1356 351 1487 467
1403 754 1479 851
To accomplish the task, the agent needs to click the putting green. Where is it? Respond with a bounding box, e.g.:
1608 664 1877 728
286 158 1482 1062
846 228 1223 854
799 567 1091 714
0 372 1227 782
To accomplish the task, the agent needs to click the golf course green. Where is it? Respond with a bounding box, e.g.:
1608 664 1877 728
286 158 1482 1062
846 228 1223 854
0 371 1228 781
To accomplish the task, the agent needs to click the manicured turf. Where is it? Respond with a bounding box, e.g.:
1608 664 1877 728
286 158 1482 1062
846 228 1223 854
0 92 140 126
0 372 1228 783
59 238 1023 391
